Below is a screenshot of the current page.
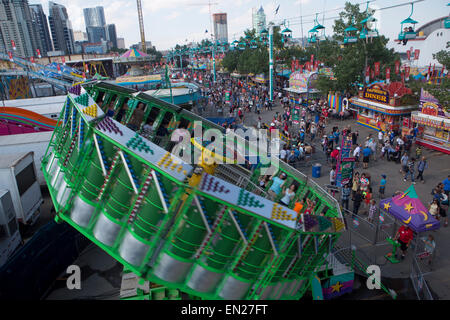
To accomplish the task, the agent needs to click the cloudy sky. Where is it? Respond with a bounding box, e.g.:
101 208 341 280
31 0 447 50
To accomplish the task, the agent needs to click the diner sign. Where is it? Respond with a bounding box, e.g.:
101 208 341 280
363 84 389 104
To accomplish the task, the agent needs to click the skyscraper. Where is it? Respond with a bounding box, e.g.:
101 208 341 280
48 1 75 55
84 6 107 43
105 24 117 49
213 13 228 43
30 4 53 55
252 6 266 34
0 0 42 57
83 6 105 28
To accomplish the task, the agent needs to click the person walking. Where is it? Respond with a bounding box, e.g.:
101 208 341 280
394 225 414 260
400 153 409 174
362 145 372 169
341 183 351 211
416 156 428 183
379 174 387 198
404 157 416 184
352 189 363 216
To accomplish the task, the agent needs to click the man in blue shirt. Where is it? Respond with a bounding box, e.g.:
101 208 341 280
379 174 387 197
362 146 372 169
443 175 450 197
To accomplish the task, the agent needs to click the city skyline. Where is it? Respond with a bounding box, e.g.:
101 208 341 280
28 0 447 51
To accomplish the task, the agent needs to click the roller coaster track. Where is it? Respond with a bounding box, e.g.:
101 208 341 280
0 52 82 90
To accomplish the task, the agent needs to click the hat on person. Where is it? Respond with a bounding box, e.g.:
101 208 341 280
271 122 275 126
382 174 386 178
337 147 340 150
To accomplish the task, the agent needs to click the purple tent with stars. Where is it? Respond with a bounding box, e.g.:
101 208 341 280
379 185 440 233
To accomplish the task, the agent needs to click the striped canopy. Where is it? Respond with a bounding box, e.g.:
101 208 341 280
120 48 149 58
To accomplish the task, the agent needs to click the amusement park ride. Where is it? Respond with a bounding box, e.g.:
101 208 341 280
41 81 347 300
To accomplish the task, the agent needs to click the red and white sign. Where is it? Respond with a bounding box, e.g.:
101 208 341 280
30 57 35 65
365 66 370 83
406 50 411 60
36 49 41 58
11 40 16 51
310 54 314 64
386 68 391 83
395 60 400 75
61 57 66 65
405 66 410 80
414 49 420 60
374 62 380 76
8 51 13 62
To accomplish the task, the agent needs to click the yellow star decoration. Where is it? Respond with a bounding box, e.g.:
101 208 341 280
404 202 414 213
383 202 391 211
331 282 344 293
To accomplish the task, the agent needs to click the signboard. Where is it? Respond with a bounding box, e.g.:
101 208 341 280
386 68 391 83
338 159 355 187
420 88 445 117
225 90 231 103
374 62 380 76
319 67 336 80
362 84 390 104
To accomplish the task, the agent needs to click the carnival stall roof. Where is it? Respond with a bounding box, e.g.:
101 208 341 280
380 185 440 233
120 48 149 58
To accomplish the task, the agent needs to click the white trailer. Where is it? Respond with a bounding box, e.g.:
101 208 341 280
0 152 43 225
0 131 53 185
0 189 22 268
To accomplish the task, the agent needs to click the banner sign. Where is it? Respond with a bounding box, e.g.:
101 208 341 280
395 60 400 74
374 62 380 76
362 84 390 104
420 88 445 117
386 68 391 83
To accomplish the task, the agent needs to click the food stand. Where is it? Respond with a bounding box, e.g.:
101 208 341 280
285 71 321 108
411 89 450 154
350 82 416 132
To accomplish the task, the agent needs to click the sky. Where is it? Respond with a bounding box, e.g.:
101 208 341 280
30 0 448 51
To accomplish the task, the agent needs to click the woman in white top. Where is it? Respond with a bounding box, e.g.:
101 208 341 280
280 184 297 206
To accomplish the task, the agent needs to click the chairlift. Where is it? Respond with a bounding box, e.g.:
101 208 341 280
260 28 268 44
398 3 418 41
359 2 379 41
344 22 358 44
238 41 246 50
308 13 325 44
281 27 292 44
250 39 258 49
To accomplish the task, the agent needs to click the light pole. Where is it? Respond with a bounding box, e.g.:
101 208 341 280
268 25 274 102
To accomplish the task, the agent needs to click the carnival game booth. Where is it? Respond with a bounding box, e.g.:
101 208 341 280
411 89 450 154
285 71 321 107
380 185 440 263
350 82 416 133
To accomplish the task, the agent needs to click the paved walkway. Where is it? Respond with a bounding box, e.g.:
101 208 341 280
238 101 450 299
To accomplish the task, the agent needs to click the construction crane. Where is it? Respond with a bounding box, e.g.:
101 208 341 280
186 1 219 38
136 0 147 52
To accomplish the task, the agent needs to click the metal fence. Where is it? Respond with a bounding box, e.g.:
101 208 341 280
410 255 434 300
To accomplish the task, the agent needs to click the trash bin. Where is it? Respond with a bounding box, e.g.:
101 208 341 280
312 163 322 178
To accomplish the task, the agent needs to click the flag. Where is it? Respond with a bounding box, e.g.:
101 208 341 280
365 66 370 83
401 71 405 83
57 64 61 73
426 63 431 81
314 60 319 70
82 72 86 80
395 60 400 75
414 49 420 60
62 57 66 65
310 54 314 64
30 57 35 65
300 65 303 73
275 5 280 15
371 69 375 79
406 50 411 60
8 51 13 62
374 62 380 76
291 60 295 72
386 68 391 83
11 40 16 51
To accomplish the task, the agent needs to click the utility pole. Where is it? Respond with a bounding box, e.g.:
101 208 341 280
136 0 147 52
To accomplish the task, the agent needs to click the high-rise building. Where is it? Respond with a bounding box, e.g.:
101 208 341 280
73 30 87 42
86 26 106 43
0 0 42 57
30 4 53 55
213 13 228 43
48 1 75 55
83 6 105 28
117 37 125 49
252 6 266 34
105 24 117 49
